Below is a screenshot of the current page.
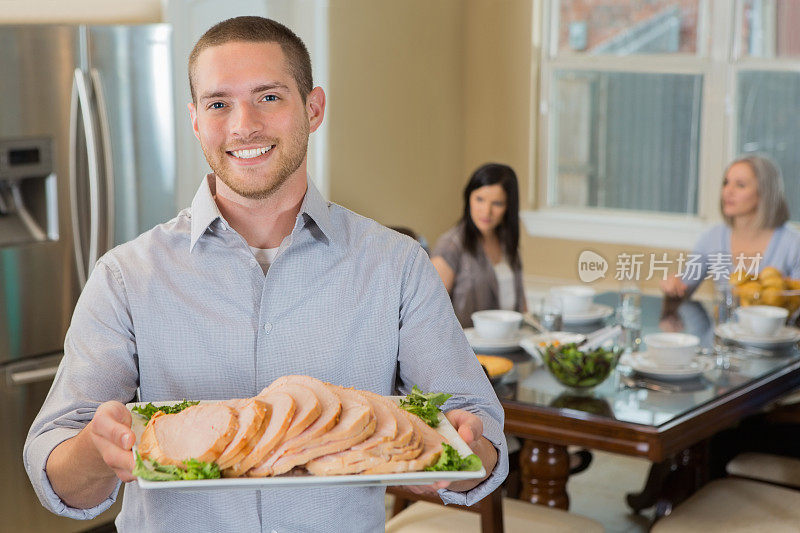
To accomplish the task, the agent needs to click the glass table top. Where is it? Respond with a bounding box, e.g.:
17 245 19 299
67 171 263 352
491 292 800 428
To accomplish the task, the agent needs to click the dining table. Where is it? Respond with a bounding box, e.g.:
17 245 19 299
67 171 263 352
489 291 800 517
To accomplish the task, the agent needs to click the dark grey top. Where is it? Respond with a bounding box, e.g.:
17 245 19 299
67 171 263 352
433 222 526 328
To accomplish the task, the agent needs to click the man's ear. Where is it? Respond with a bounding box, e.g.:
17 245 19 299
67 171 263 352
188 102 201 141
306 86 326 133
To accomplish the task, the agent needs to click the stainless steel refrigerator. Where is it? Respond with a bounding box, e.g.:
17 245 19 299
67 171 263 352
0 24 176 532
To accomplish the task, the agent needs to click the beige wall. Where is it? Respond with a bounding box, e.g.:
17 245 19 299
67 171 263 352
0 0 162 23
327 1 465 244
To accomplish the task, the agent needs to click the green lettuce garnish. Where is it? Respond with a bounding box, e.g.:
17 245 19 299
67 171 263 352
131 400 199 421
133 450 220 481
425 443 482 472
399 386 452 427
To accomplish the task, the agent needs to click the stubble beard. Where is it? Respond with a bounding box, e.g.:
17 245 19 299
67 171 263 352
202 119 310 201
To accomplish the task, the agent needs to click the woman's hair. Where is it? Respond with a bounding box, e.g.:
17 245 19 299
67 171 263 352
721 154 789 229
460 163 520 267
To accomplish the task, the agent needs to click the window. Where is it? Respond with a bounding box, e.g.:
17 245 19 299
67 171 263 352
532 1 800 246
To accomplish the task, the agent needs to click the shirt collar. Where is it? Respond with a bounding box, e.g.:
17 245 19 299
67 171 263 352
189 174 336 251
189 174 224 251
297 176 336 246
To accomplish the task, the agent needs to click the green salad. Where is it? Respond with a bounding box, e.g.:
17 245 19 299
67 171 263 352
399 386 451 427
133 450 220 481
540 342 621 389
131 400 199 421
425 443 482 472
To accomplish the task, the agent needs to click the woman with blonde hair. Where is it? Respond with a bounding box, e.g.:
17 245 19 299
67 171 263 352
661 154 800 298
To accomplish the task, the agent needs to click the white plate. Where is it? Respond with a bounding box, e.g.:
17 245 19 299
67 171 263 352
127 398 485 490
628 352 714 381
562 304 614 326
464 328 525 353
519 332 586 363
715 323 800 349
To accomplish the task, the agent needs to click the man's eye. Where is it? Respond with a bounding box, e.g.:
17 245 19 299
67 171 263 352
209 102 225 110
263 94 278 102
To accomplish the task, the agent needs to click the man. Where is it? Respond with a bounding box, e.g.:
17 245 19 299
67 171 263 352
25 16 507 532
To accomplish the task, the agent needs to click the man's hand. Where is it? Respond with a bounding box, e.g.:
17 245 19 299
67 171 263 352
403 409 498 496
47 400 136 509
87 401 137 482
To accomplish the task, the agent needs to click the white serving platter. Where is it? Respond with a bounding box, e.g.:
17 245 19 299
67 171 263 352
127 398 485 490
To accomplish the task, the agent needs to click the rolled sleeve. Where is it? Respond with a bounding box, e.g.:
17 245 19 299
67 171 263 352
439 401 509 506
23 258 138 518
396 245 509 503
25 427 121 520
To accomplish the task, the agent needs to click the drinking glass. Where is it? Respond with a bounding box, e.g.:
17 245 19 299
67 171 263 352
536 296 563 332
714 283 739 326
616 283 642 353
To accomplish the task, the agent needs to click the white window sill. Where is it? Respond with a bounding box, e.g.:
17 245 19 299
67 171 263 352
520 208 711 250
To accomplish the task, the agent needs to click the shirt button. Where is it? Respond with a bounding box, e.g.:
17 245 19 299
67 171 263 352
263 322 273 334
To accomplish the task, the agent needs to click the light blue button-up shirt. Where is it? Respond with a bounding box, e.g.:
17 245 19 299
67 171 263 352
24 175 508 533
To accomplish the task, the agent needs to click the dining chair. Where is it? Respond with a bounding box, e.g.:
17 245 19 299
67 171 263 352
385 486 603 533
650 477 800 533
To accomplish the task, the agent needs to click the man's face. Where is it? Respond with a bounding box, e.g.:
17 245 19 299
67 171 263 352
189 41 323 200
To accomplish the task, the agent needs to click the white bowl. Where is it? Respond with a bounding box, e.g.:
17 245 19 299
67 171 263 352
551 285 595 315
736 305 788 337
471 310 523 340
643 332 700 367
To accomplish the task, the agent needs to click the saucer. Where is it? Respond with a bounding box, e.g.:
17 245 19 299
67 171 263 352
715 323 800 349
628 352 714 381
563 304 614 325
464 328 524 353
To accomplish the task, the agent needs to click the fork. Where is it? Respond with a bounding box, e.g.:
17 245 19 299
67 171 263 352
620 375 680 393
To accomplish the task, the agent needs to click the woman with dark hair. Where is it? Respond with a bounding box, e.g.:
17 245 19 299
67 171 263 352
661 154 800 299
431 163 526 328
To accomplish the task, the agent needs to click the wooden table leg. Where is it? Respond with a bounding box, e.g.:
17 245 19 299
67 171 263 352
626 441 709 517
519 438 570 509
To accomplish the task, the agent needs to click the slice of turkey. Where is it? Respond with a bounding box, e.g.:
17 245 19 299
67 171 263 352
223 392 296 477
360 410 445 474
248 376 342 476
305 391 420 475
267 385 376 476
138 404 238 466
257 382 321 441
215 398 270 470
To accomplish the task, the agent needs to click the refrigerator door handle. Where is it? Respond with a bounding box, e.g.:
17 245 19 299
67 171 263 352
90 67 115 253
8 365 60 386
69 68 102 287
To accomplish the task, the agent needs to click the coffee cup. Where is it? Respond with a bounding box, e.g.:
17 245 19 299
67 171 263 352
736 305 788 337
644 332 699 367
471 310 523 340
551 285 595 315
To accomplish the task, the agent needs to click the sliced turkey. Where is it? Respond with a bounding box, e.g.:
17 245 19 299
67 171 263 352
224 392 296 477
215 398 270 470
138 404 238 466
268 385 376 475
248 375 342 476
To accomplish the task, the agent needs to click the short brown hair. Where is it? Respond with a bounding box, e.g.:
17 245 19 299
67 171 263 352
188 16 313 103
721 154 790 229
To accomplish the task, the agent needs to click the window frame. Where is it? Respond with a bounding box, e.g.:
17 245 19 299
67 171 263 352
527 0 748 248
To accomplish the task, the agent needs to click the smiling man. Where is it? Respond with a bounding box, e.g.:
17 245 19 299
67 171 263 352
24 17 507 532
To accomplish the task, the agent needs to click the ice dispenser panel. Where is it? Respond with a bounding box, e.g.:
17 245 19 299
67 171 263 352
0 137 58 246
